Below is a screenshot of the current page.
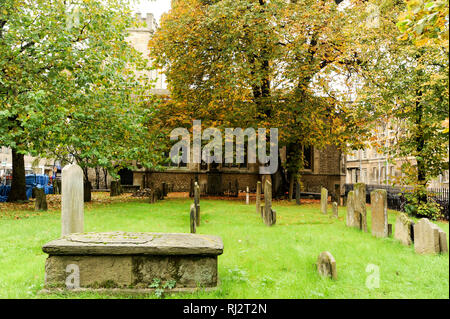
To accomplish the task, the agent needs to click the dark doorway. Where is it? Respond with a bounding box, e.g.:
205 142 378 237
118 168 133 185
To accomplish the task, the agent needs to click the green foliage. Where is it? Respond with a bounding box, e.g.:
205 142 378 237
149 0 372 178
0 0 162 181
348 0 449 195
149 278 177 298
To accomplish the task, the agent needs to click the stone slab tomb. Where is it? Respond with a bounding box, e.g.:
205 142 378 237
42 232 224 292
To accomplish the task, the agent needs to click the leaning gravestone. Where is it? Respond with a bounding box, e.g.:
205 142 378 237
332 202 338 218
321 187 328 214
34 188 48 211
346 191 359 228
414 218 447 254
316 251 337 280
256 181 261 214
61 164 84 237
354 183 367 232
190 204 196 234
194 182 200 227
370 189 388 238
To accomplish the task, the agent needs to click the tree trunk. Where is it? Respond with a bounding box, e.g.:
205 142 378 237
7 148 27 202
415 95 427 205
288 174 294 201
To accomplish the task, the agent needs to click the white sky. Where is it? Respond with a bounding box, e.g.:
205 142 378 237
132 0 172 23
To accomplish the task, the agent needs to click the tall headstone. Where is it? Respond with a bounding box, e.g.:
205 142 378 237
370 189 388 238
190 204 196 234
354 183 367 232
316 251 337 280
61 164 84 237
246 186 249 205
346 191 359 228
320 187 328 214
256 181 261 214
332 202 338 218
194 182 200 227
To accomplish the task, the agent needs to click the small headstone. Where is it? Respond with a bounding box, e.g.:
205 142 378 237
346 191 359 228
316 251 337 280
388 224 392 237
61 164 84 237
332 202 338 218
263 180 275 226
394 213 413 245
354 183 367 232
194 182 200 227
34 188 48 211
320 187 328 214
190 204 196 234
246 186 249 205
414 218 442 254
260 204 265 218
256 181 261 214
370 189 388 238
110 181 122 197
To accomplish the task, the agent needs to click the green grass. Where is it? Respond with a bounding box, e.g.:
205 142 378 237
0 197 448 299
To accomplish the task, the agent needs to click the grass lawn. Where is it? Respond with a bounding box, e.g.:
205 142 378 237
0 194 448 299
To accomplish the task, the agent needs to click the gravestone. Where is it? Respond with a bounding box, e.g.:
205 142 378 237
110 181 122 197
295 181 301 205
61 164 84 237
42 232 223 291
246 186 249 205
332 202 338 218
148 189 156 204
256 181 261 214
394 213 414 245
370 189 388 238
414 218 447 254
320 187 328 214
316 251 337 280
439 231 448 254
346 191 359 228
354 183 367 232
263 180 276 226
34 188 48 211
388 224 393 237
194 182 200 227
190 204 196 234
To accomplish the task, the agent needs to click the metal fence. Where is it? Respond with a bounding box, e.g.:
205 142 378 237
344 184 449 221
